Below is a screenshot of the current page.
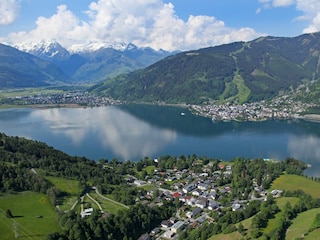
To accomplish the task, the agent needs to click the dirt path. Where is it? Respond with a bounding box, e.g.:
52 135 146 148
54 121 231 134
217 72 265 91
93 187 129 209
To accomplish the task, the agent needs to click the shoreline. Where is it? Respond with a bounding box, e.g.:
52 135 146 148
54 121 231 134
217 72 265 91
2 102 320 123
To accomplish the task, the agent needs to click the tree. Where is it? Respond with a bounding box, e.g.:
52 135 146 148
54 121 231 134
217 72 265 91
310 213 320 231
237 222 244 234
5 209 13 218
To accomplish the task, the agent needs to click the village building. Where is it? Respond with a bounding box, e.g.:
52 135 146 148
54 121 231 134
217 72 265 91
183 183 197 193
171 221 185 233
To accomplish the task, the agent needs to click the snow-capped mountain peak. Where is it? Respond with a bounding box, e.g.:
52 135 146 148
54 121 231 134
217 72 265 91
15 40 69 59
67 41 129 53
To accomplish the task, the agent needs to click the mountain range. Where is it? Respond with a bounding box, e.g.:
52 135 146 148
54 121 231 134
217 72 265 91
14 41 174 83
91 32 320 104
0 41 174 89
0 43 72 88
2 32 320 105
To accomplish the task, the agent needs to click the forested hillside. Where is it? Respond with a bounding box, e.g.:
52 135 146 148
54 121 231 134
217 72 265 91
91 32 320 104
0 44 71 88
1 133 320 240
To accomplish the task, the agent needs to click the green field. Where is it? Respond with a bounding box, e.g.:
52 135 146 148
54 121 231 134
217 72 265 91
209 232 243 240
209 198 301 240
0 191 61 240
88 192 127 214
262 197 299 236
45 176 80 195
286 208 320 239
0 88 63 97
45 176 81 211
270 174 320 199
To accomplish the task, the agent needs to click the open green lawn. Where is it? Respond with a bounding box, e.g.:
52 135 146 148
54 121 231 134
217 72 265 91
270 174 320 199
208 232 243 240
304 228 320 240
89 192 127 214
45 176 81 211
286 208 320 240
262 197 299 236
135 165 156 178
45 176 80 195
0 191 61 240
209 198 300 240
144 165 156 175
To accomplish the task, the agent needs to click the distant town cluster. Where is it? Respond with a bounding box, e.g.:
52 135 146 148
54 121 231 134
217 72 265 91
190 94 314 121
2 90 317 122
8 91 121 107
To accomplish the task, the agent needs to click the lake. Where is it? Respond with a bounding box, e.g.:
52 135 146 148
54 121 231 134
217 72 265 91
1 104 320 177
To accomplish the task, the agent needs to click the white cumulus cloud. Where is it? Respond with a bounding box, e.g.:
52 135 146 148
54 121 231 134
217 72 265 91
0 0 20 25
6 0 261 51
296 0 320 33
258 0 320 34
272 0 295 7
258 0 294 7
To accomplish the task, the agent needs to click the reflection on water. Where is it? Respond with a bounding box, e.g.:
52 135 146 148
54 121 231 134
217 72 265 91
288 135 320 176
1 105 320 177
30 106 177 160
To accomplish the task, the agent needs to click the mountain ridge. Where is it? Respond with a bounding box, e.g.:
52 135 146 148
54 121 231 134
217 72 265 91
14 40 174 83
91 32 320 104
0 43 72 89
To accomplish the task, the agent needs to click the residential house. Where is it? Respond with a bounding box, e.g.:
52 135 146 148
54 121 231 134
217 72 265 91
195 197 207 209
198 183 209 191
161 220 173 229
186 207 202 219
186 197 197 206
232 203 242 211
163 230 174 239
209 190 218 200
191 189 202 197
183 183 197 194
150 227 160 236
208 200 219 210
81 208 93 218
134 179 146 186
171 221 185 233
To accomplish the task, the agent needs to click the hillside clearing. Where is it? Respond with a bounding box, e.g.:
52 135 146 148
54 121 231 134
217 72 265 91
270 174 320 199
286 208 320 239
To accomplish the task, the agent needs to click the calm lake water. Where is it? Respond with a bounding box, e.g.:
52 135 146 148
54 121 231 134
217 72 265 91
1 104 320 177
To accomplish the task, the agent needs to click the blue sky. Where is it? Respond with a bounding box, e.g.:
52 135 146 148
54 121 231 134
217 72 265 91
0 0 319 51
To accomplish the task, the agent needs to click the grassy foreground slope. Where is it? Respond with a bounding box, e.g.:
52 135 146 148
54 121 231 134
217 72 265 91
286 208 320 239
0 192 60 240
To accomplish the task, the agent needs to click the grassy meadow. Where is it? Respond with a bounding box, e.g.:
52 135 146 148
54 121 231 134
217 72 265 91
88 192 127 214
45 176 81 212
270 174 320 199
209 174 320 240
261 197 299 236
286 208 320 239
45 176 80 195
0 191 61 240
